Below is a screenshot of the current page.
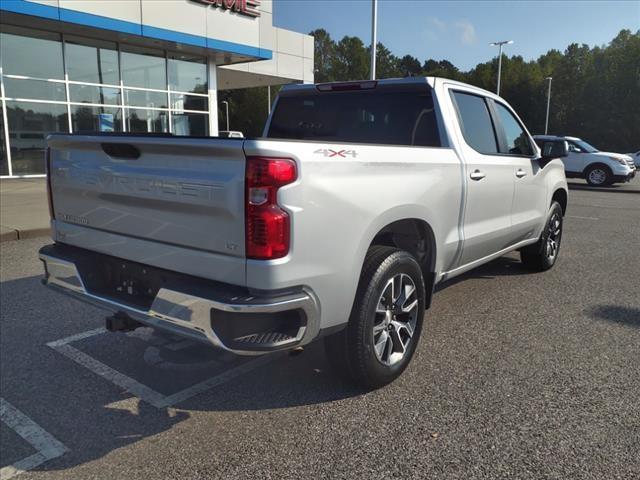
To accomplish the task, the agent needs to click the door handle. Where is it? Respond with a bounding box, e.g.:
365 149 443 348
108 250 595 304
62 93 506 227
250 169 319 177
470 169 486 181
515 169 527 178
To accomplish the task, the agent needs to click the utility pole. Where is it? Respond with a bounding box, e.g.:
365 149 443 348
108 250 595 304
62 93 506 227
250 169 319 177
221 100 229 131
370 0 378 80
268 86 271 114
490 40 513 95
544 77 553 135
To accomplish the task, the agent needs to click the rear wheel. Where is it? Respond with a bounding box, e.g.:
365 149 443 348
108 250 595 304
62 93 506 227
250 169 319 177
585 165 612 186
520 201 563 271
324 246 426 388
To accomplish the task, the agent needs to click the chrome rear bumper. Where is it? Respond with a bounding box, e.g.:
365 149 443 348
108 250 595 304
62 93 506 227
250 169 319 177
39 248 320 356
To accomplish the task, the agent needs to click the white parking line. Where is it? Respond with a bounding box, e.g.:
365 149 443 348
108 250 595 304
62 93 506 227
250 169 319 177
567 215 599 220
0 398 68 480
46 327 107 348
50 342 166 407
47 329 276 409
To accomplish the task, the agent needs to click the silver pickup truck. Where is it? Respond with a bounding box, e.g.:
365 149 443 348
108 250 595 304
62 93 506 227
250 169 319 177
40 77 569 388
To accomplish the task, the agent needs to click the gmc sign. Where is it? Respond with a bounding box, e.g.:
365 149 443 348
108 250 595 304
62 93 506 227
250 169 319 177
191 0 260 18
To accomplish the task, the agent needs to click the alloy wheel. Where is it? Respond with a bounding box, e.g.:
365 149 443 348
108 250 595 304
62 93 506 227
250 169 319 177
588 168 607 185
545 212 562 262
373 273 419 366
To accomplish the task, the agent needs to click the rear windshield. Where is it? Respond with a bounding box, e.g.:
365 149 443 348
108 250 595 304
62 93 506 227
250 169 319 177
267 90 441 147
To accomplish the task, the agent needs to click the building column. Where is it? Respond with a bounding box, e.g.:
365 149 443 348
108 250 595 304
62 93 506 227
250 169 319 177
208 58 219 137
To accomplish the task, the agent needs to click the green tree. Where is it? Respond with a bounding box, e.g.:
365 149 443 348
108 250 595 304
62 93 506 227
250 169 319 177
330 36 369 81
309 28 335 83
372 42 400 79
423 59 464 81
218 87 274 137
398 55 422 77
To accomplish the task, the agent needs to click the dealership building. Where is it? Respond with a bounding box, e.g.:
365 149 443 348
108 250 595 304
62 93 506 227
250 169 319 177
0 0 314 177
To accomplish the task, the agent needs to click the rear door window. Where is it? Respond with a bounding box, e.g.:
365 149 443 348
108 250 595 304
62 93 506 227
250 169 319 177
267 90 441 147
451 91 499 155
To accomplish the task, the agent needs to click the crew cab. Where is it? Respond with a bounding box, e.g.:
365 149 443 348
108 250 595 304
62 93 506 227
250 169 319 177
40 78 569 388
534 135 636 186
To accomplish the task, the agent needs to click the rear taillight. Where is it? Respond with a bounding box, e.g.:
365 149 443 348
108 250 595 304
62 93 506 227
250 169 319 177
245 156 297 260
45 147 55 220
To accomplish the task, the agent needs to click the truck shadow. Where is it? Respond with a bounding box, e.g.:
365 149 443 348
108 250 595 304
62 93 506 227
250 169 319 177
434 255 529 292
587 305 640 328
0 274 363 474
568 181 640 194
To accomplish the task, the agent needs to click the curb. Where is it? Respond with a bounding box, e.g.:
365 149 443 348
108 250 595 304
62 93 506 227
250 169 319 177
0 227 51 243
0 229 18 242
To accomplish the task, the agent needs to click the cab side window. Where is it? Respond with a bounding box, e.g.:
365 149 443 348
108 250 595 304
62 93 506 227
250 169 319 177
493 102 534 156
568 142 582 153
451 91 499 155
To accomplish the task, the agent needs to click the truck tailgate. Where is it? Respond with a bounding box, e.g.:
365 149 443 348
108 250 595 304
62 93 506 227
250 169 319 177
48 135 246 268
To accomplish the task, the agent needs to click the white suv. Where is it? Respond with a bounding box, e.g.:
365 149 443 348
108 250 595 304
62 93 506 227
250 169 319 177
534 135 636 186
625 150 640 168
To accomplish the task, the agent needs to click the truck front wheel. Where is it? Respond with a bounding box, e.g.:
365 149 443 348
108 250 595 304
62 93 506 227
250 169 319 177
324 246 426 389
520 201 564 271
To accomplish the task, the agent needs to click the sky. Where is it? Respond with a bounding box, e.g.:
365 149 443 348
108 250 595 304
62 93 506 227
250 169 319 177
273 0 640 71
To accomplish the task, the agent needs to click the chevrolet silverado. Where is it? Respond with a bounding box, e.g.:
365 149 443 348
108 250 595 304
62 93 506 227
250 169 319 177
40 77 569 387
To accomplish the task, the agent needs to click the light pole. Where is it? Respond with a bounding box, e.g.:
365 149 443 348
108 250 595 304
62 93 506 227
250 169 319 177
490 40 513 95
544 76 553 135
221 100 229 131
370 0 378 80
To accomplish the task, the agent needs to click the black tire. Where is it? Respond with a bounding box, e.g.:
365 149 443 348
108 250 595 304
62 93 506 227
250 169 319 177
324 246 426 389
520 201 564 271
585 164 612 186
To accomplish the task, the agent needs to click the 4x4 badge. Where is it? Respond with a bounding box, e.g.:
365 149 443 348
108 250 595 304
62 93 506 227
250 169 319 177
314 149 358 158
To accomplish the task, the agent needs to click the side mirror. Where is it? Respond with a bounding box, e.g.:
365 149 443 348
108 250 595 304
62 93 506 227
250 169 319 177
538 140 568 167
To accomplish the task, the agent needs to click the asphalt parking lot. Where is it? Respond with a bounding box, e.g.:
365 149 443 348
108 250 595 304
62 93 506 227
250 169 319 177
1 186 638 480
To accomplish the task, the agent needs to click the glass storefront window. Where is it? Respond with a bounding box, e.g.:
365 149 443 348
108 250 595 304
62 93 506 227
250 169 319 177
168 54 207 94
170 93 208 112
1 109 8 175
125 89 168 109
172 113 208 136
69 84 121 106
71 105 123 133
1 28 213 176
0 28 64 79
5 101 69 174
65 38 119 85
121 47 166 90
126 109 169 133
3 78 67 102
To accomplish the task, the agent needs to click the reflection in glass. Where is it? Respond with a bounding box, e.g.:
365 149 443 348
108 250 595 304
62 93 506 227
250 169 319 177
168 54 207 94
0 29 64 79
121 49 166 90
126 109 169 133
170 93 208 112
1 109 8 175
65 39 119 85
71 106 123 133
69 84 121 105
6 101 69 174
494 102 534 156
172 113 208 136
3 78 67 102
125 89 168 109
